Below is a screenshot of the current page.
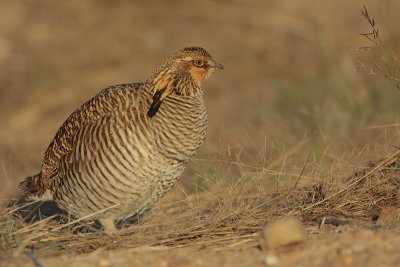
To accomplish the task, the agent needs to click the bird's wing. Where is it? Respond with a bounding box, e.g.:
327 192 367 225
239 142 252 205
40 83 144 186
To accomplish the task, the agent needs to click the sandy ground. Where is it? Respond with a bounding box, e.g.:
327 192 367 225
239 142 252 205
4 225 400 267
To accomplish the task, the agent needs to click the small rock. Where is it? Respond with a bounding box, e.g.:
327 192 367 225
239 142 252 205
260 216 306 250
377 206 399 227
98 258 110 267
263 254 280 266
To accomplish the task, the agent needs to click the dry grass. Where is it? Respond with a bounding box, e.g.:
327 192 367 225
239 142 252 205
360 6 400 90
1 145 399 258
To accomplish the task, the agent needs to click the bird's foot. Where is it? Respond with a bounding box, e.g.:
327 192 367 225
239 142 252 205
100 218 117 236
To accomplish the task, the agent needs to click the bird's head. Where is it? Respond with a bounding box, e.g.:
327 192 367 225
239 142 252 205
148 47 223 117
171 47 224 87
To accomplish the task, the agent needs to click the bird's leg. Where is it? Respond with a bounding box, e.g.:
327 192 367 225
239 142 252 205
100 218 117 235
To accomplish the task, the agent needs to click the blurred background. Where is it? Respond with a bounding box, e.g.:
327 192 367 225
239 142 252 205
1 0 400 200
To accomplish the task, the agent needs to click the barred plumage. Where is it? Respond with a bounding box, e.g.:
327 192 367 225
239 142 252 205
19 47 223 234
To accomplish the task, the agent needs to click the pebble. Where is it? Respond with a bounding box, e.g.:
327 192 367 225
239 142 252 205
98 258 110 267
377 206 399 227
260 216 306 250
263 254 280 266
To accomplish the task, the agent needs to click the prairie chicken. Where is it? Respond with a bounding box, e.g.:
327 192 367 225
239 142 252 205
19 47 223 234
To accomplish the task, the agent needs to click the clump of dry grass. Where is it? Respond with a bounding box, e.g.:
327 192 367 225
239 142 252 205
1 147 399 258
360 6 400 90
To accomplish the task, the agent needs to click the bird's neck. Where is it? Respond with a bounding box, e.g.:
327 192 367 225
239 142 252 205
148 70 202 97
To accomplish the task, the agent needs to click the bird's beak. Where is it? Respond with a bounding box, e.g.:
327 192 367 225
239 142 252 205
211 62 224 69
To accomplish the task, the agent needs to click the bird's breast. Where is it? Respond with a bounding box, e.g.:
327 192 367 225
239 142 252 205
150 94 208 162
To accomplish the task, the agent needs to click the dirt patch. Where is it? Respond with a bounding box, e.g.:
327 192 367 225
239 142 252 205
3 227 400 267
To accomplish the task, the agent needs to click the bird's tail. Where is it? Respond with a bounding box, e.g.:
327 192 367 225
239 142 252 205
19 172 46 198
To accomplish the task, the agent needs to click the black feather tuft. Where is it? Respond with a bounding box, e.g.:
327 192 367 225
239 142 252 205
147 89 163 118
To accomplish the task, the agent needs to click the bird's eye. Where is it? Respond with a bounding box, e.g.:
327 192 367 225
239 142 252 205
193 60 205 67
